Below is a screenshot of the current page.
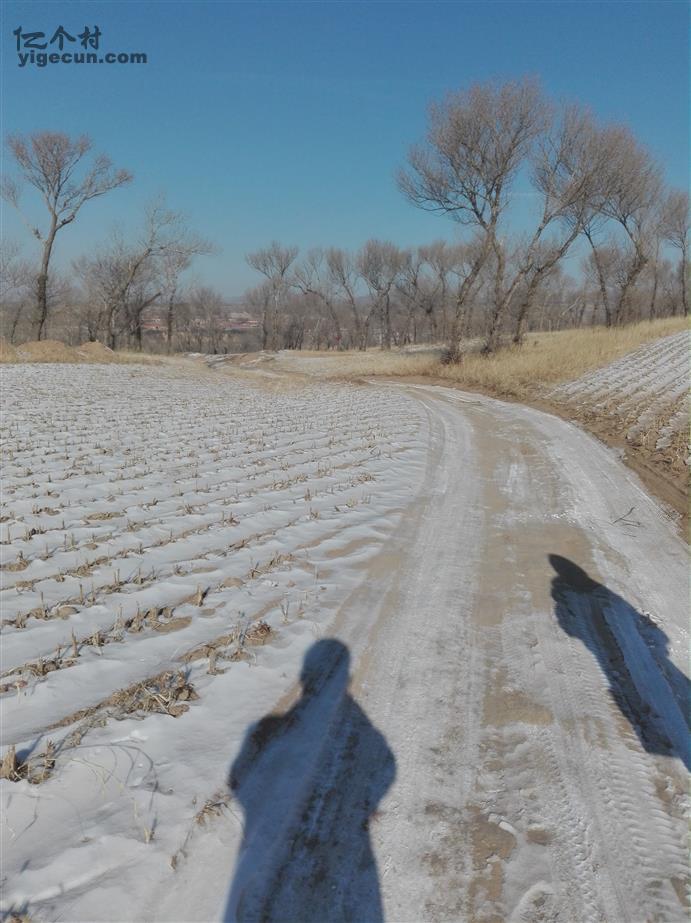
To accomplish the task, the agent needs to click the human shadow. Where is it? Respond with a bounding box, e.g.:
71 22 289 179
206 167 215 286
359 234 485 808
224 639 395 923
549 554 690 771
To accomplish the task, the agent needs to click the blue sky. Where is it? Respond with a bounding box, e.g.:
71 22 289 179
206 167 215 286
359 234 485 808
2 0 688 296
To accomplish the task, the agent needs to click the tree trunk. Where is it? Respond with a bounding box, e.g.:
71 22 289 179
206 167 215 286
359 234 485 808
343 298 362 349
427 306 437 342
648 245 660 320
513 273 542 346
9 302 24 343
585 233 612 327
484 239 508 354
132 293 161 351
166 288 177 355
679 245 688 316
107 303 118 350
614 248 647 325
270 290 280 351
134 314 143 351
36 226 57 341
513 225 580 344
383 293 392 350
261 306 269 350
361 315 371 351
448 239 490 361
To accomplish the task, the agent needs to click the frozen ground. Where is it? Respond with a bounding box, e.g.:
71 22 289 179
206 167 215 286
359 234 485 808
1 360 688 922
550 330 690 459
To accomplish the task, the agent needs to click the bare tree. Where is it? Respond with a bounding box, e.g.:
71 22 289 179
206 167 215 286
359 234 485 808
356 240 404 349
188 286 225 352
325 249 366 348
583 126 662 325
419 240 459 341
1 132 131 339
159 232 214 353
73 239 131 348
0 239 33 342
396 248 429 343
293 249 343 347
396 247 451 343
246 242 298 350
244 281 274 350
508 107 614 345
73 197 209 350
399 78 548 358
661 190 689 316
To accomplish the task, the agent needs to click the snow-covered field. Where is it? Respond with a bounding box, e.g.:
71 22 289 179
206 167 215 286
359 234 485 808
1 357 688 923
0 363 425 921
550 330 690 459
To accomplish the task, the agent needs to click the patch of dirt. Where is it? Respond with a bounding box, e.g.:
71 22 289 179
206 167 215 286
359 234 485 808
468 805 517 919
483 667 553 727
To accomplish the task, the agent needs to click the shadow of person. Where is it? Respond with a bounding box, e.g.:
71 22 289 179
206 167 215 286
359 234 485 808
549 554 690 771
224 639 395 923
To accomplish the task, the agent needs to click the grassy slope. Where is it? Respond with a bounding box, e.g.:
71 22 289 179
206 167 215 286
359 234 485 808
301 317 687 398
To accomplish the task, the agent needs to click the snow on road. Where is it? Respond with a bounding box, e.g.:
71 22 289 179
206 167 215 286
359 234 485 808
1 362 688 922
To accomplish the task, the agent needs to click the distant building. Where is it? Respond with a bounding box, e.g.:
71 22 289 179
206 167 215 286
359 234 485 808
141 309 260 336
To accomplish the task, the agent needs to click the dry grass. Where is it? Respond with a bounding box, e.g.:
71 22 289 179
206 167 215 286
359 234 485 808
295 317 688 398
279 348 441 380
0 339 168 365
14 340 82 363
0 337 19 362
435 318 688 398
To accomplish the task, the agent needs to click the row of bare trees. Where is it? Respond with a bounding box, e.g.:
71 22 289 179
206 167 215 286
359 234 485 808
242 227 686 355
1 132 214 350
72 198 212 350
2 81 687 356
246 79 688 358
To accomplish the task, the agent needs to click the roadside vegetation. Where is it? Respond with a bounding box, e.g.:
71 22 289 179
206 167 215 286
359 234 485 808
426 317 688 398
275 316 687 395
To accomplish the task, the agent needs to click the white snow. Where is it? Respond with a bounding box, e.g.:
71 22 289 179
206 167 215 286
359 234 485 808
550 330 690 448
0 363 426 921
1 360 688 923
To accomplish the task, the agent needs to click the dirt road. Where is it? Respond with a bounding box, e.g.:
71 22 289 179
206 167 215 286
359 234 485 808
144 379 689 923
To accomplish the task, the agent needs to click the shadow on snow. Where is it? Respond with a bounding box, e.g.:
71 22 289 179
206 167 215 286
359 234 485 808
224 638 395 923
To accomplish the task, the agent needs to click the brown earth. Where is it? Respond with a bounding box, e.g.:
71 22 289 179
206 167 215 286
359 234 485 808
75 341 119 362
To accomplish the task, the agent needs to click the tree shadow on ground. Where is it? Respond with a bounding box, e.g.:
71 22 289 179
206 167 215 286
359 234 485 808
549 554 690 771
224 639 395 923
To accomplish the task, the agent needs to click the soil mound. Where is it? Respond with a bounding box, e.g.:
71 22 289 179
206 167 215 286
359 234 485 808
4 339 123 364
76 341 118 363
